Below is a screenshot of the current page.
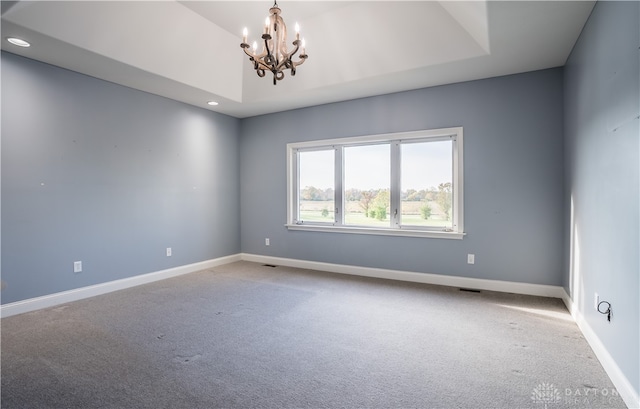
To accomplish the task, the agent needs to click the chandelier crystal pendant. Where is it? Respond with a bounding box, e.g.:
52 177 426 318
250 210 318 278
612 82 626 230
240 1 308 85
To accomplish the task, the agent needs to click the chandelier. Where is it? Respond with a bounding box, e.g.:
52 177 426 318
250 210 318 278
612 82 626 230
240 1 308 85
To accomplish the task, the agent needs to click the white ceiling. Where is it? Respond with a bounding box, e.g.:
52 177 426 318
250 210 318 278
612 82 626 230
1 1 595 118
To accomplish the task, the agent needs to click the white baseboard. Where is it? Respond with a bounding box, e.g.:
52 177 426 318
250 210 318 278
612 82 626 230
1 253 562 319
0 254 242 318
4 253 636 409
240 253 565 298
248 253 638 408
562 290 640 409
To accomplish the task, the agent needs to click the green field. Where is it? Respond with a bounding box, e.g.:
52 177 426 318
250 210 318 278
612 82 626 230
299 200 451 228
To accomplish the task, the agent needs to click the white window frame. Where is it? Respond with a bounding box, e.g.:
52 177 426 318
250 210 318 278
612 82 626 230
286 127 465 239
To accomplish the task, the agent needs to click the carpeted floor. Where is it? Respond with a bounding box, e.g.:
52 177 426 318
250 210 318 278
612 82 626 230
1 261 627 408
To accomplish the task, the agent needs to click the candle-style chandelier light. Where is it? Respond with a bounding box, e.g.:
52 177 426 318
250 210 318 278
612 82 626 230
240 1 308 85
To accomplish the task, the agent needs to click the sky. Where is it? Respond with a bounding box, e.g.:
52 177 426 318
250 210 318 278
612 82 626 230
299 140 452 191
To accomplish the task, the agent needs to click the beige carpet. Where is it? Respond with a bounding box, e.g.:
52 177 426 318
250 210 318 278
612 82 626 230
1 261 626 408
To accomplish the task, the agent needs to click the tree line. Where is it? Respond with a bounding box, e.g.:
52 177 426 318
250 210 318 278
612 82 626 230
300 183 452 221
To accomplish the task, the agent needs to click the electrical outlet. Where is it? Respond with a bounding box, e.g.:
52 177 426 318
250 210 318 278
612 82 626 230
73 261 82 273
265 238 270 246
467 254 475 264
594 292 599 310
166 247 172 257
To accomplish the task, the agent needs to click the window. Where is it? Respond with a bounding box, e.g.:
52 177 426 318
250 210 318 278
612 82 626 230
298 149 335 222
344 144 390 226
287 127 464 239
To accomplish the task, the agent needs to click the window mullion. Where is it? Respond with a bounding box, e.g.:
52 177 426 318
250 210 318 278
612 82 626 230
293 148 300 223
451 135 462 231
334 146 343 226
450 138 457 231
390 142 401 229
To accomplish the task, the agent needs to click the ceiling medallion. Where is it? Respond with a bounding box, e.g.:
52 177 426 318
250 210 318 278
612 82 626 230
240 1 307 85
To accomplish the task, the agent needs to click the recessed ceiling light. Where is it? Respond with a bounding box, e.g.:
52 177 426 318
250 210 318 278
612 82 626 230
7 37 30 48
207 101 219 106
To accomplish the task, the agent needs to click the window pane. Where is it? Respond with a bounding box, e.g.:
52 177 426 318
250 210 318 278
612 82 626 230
298 150 334 222
344 144 390 226
400 140 452 229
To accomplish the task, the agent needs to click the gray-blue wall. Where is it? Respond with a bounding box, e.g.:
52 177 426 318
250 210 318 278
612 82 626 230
1 52 241 304
563 1 639 398
2 3 637 400
240 68 565 286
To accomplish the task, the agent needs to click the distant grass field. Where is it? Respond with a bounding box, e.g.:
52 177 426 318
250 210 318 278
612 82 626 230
299 200 451 228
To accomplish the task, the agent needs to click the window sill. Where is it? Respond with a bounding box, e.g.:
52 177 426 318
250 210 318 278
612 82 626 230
285 224 465 240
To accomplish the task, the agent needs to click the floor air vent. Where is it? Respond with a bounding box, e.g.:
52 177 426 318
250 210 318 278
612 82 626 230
459 288 481 293
262 264 277 268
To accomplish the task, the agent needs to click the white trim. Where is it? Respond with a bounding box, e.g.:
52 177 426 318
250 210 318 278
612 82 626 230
0 254 242 318
287 127 462 150
286 127 464 237
452 128 464 232
562 290 640 409
4 252 636 409
284 223 465 239
240 253 564 298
